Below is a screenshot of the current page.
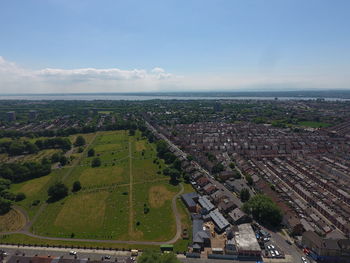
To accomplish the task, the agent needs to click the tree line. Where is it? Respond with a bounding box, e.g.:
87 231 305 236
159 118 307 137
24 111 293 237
0 137 71 156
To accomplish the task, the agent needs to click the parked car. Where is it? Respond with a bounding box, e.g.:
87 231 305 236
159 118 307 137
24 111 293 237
104 255 111 260
69 251 77 255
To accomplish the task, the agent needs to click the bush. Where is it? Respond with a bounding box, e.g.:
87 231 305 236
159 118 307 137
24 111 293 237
15 192 26 202
91 157 101 167
72 181 81 192
32 200 40 206
87 148 95 157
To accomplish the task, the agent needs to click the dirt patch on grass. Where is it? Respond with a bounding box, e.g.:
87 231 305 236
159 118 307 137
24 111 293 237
0 209 26 232
129 229 144 240
149 186 173 208
135 141 146 152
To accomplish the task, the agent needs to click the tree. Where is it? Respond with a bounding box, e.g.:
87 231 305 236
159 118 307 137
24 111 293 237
25 142 39 154
156 140 168 158
0 197 11 215
88 148 95 157
240 188 250 202
172 158 182 171
187 155 194 162
48 182 68 201
51 152 61 163
242 194 282 227
59 155 68 166
91 157 101 167
163 152 176 164
129 129 136 136
229 162 236 169
74 136 86 147
8 141 25 156
212 163 224 174
246 174 253 186
72 181 81 192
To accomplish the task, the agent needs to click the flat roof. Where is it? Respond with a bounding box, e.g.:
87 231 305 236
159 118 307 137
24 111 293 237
235 224 261 252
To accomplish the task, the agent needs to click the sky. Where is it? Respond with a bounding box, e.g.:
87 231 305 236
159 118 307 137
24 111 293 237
0 0 350 93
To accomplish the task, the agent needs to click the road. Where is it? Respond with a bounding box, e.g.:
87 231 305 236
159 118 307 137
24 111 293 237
260 226 315 263
0 245 132 262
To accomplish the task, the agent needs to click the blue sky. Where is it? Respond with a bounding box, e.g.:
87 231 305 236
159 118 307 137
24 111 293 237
0 0 349 93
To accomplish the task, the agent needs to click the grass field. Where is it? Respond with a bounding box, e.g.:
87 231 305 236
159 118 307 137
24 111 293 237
298 121 331 128
0 233 157 250
10 169 68 218
133 182 178 241
0 209 26 232
9 130 179 242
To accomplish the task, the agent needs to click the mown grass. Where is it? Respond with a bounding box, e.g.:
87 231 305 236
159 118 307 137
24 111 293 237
78 165 129 187
32 187 130 240
298 121 331 128
0 209 26 232
10 169 68 218
133 182 178 241
7 130 180 243
173 199 192 253
0 233 157 250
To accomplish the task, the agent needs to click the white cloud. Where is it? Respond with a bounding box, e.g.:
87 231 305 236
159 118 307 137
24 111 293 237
0 56 179 93
0 56 349 94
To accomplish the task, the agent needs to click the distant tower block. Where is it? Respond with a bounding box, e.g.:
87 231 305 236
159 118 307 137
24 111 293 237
29 110 38 120
7 111 16 122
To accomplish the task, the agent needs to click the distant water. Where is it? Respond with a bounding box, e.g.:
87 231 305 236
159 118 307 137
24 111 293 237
0 94 349 101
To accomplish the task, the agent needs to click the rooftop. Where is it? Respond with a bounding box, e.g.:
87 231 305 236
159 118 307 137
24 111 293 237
235 223 261 252
209 208 230 231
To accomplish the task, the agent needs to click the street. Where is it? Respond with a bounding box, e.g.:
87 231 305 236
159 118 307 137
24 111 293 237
0 245 133 262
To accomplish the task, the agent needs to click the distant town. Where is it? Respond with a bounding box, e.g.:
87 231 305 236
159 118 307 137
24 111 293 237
0 98 349 263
